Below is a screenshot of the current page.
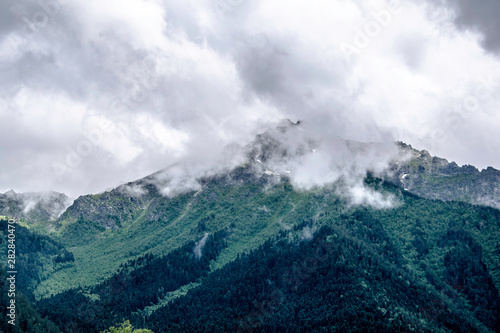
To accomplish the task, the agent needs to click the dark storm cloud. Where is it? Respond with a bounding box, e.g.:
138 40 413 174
435 0 500 53
0 0 18 37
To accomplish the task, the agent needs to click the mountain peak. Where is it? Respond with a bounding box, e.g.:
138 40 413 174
277 118 301 128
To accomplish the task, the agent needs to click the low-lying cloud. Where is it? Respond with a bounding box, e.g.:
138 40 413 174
0 190 73 220
122 120 401 209
194 233 209 259
246 121 401 208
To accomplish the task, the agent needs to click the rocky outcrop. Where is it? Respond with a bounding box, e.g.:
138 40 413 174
390 142 500 209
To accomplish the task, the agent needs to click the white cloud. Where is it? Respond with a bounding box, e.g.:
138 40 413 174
70 0 168 50
0 0 499 197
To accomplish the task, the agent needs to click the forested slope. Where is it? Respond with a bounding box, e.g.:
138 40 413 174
33 179 500 332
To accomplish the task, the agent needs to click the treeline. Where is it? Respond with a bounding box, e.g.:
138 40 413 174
37 230 229 332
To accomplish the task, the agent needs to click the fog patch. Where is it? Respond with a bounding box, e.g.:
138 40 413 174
343 184 397 209
117 184 146 197
1 190 74 220
194 233 209 259
22 199 37 214
149 143 246 198
300 226 318 241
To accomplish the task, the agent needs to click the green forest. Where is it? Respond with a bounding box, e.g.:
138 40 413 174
1 173 500 332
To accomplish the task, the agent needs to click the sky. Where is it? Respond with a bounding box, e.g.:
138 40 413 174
0 0 499 198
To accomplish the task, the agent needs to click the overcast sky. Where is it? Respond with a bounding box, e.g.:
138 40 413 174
0 0 499 197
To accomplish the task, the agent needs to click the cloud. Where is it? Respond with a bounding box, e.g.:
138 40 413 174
148 141 246 198
300 226 318 241
116 184 146 197
245 121 401 208
428 0 500 54
0 0 499 197
0 0 19 38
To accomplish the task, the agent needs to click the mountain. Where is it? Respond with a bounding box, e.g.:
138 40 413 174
390 142 500 210
37 178 500 332
0 190 73 222
4 121 500 332
52 121 500 237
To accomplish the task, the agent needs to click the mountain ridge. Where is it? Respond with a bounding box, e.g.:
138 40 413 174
391 142 500 209
5 121 499 230
51 124 500 234
0 190 73 223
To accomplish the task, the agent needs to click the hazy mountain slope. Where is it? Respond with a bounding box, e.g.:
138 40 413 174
34 172 328 298
51 120 397 236
0 190 73 222
391 142 500 209
50 122 500 242
56 183 159 230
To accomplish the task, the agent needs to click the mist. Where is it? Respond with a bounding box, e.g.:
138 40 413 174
245 121 402 208
194 233 210 259
0 190 73 220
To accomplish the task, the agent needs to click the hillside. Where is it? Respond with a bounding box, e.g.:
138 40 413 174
0 190 73 223
36 178 500 332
